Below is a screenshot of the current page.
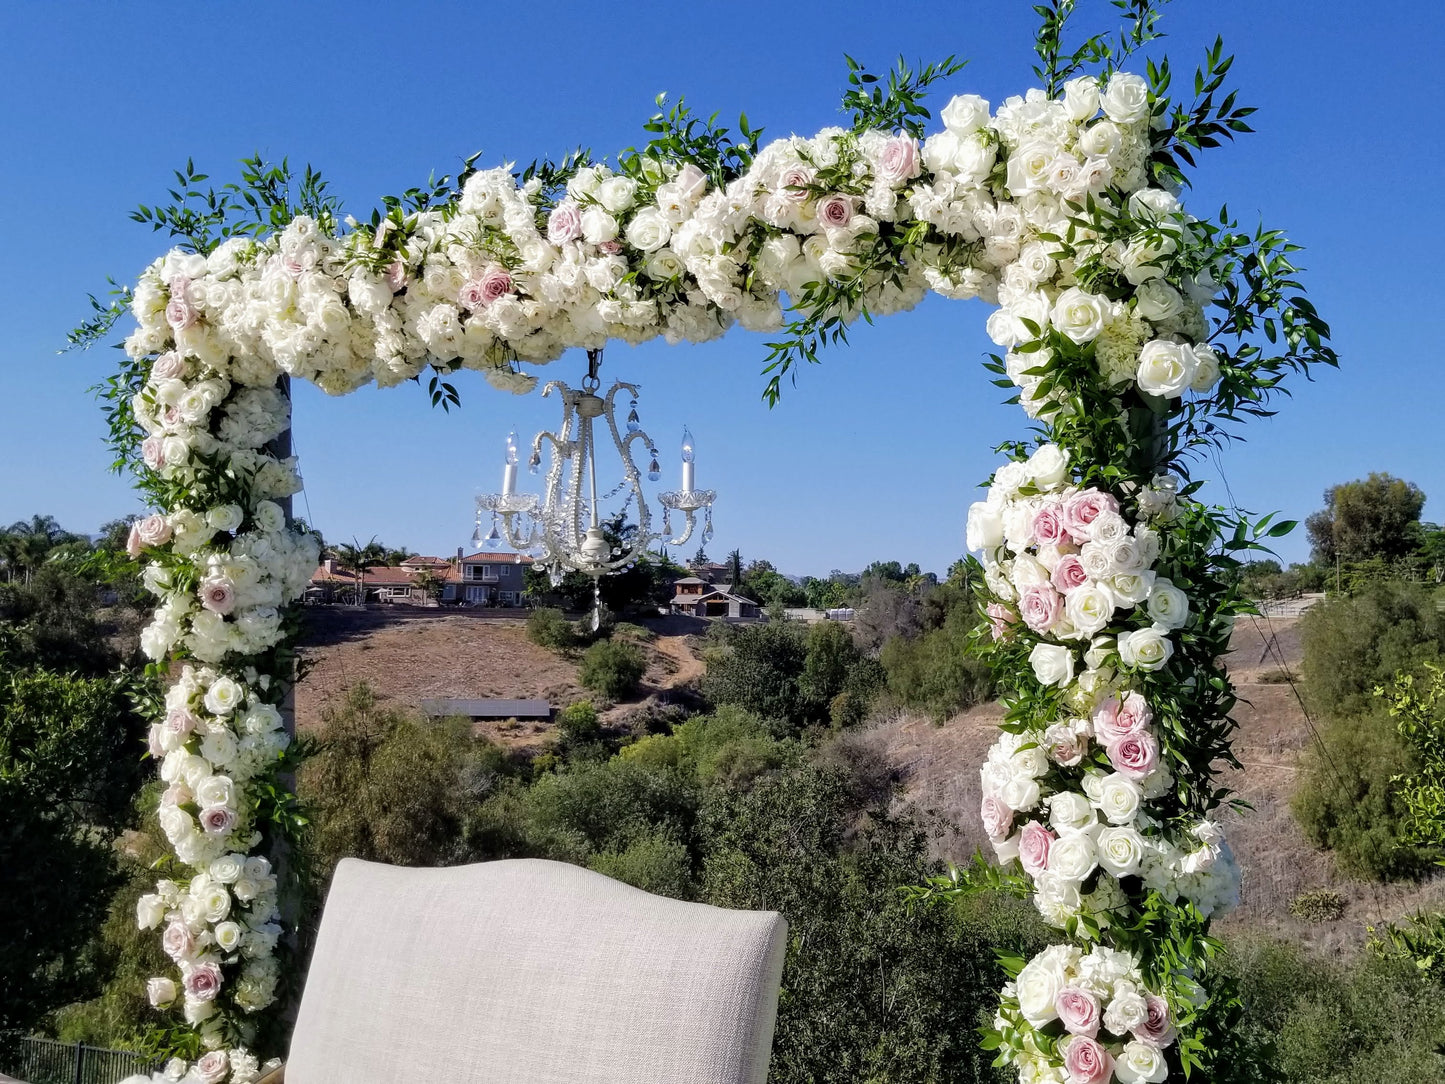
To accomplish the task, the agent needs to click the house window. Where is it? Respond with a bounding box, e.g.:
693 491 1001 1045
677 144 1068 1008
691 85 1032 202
466 586 489 602
481 566 500 582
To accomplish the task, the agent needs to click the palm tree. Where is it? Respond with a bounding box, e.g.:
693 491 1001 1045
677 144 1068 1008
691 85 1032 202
331 537 383 607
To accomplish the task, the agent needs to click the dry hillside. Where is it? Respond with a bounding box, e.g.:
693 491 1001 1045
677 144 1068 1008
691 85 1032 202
862 613 1445 955
294 608 705 747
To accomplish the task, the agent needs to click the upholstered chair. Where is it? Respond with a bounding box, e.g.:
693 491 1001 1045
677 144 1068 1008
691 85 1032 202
256 857 787 1084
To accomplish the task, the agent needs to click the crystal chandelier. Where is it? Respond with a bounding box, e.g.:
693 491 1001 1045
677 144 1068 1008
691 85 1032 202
474 348 716 620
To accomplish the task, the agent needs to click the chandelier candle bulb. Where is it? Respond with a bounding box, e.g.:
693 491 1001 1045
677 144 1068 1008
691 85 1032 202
681 427 695 493
502 430 519 496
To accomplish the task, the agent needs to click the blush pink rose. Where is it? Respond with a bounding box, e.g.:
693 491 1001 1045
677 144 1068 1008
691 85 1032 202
1018 821 1055 876
878 135 921 186
165 708 197 739
147 723 165 757
986 602 1018 641
184 960 224 1001
194 1051 230 1084
200 579 236 616
1033 503 1070 546
597 239 623 255
981 795 1014 841
1093 692 1151 746
1056 987 1102 1037
161 920 195 961
817 193 854 229
778 165 815 201
164 293 197 331
1107 730 1160 779
1134 993 1177 1047
141 436 167 471
1062 489 1120 544
152 351 186 380
1019 583 1064 633
126 522 145 558
199 805 237 836
1062 1035 1114 1084
1051 554 1089 593
136 513 173 548
384 260 407 292
547 201 584 244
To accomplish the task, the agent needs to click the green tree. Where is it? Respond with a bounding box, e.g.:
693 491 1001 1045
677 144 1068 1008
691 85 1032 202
0 663 148 1034
1306 473 1427 567
298 684 509 886
579 639 647 700
702 620 813 731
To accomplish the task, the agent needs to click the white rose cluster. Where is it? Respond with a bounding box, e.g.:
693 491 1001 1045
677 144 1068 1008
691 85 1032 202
120 1049 281 1084
123 73 1221 410
997 942 1180 1084
134 661 291 1069
969 444 1237 930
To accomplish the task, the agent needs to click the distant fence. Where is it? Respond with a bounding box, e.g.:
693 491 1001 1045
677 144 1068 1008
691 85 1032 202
2 1036 160 1084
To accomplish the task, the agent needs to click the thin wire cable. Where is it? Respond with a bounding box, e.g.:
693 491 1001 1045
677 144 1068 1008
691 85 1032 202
1210 447 1391 927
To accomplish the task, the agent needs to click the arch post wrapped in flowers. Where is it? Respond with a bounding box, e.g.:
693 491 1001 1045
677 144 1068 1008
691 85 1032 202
87 7 1334 1081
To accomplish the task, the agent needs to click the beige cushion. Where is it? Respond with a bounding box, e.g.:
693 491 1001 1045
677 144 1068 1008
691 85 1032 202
286 858 786 1084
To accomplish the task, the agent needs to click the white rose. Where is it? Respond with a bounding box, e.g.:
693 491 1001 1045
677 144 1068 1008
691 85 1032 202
213 920 243 953
1026 443 1070 490
1000 775 1042 813
1115 1040 1169 1084
147 977 178 1008
1030 643 1076 687
205 505 244 533
579 206 619 245
596 176 638 214
1118 625 1174 671
1015 957 1065 1027
1095 773 1142 825
1189 343 1222 391
199 878 231 917
137 893 167 930
1096 825 1144 877
1146 580 1189 629
643 248 684 280
1048 791 1098 833
966 500 1005 552
940 93 990 135
624 207 671 252
1134 279 1184 324
1048 831 1099 882
1104 981 1150 1035
1135 340 1195 397
203 677 243 716
194 774 235 809
1066 583 1118 637
209 853 245 884
1110 571 1157 606
253 501 286 533
1063 75 1101 121
1051 287 1111 344
1101 72 1151 125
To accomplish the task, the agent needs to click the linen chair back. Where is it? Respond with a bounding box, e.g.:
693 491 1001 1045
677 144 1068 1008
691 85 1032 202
285 857 788 1084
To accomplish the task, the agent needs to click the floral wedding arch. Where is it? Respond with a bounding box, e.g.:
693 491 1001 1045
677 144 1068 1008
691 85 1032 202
85 6 1335 1082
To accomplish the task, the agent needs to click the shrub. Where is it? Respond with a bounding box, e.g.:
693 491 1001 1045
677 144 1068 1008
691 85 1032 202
1289 890 1346 922
880 604 993 721
526 607 579 651
1300 580 1445 718
588 831 695 899
556 700 601 743
702 620 812 730
1217 936 1445 1082
1290 709 1434 879
579 639 647 700
610 621 655 642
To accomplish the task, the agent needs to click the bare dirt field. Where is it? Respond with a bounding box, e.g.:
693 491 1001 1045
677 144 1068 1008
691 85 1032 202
860 613 1445 955
294 607 708 748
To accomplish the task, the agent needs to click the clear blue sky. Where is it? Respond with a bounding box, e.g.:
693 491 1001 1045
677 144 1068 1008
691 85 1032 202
2 0 1442 577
